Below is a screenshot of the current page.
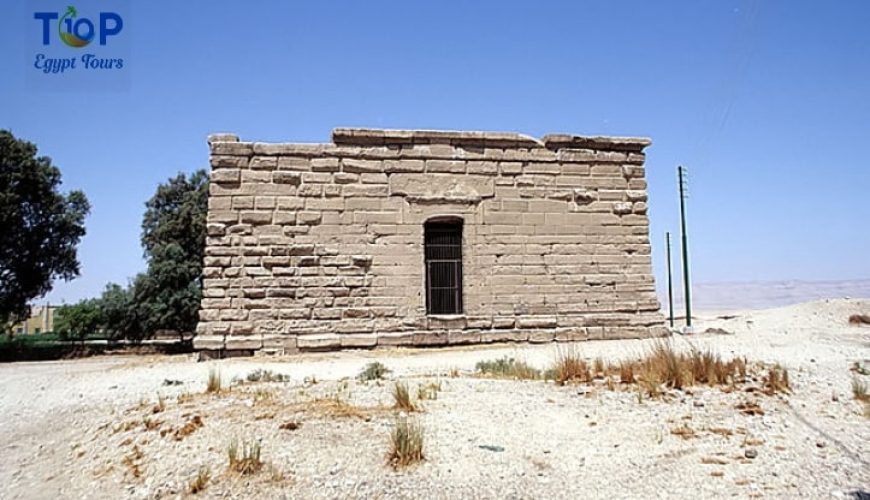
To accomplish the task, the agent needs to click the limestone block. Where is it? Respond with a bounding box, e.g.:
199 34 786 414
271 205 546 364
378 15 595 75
528 330 556 343
249 157 278 170
612 202 632 216
211 156 249 169
240 211 272 225
297 334 342 350
384 159 424 173
225 335 263 350
310 158 340 172
377 331 416 346
342 185 388 197
342 159 382 173
427 316 467 330
334 172 359 184
298 211 322 225
273 172 301 185
448 330 482 344
390 174 494 201
340 333 378 348
262 335 299 353
211 169 240 184
412 331 448 346
193 335 225 350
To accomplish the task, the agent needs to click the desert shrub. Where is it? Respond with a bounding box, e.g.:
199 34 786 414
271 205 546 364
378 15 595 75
244 369 289 383
848 314 870 325
392 381 417 412
388 417 424 468
475 357 540 380
227 439 262 475
206 368 222 393
358 361 391 382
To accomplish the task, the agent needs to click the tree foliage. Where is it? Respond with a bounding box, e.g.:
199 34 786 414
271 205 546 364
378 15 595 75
133 170 207 337
0 130 90 328
54 299 101 342
141 170 208 266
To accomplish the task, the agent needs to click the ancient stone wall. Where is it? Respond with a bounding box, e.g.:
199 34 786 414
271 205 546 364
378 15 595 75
195 128 666 353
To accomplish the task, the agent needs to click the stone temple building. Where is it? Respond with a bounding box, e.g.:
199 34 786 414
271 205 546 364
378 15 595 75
195 128 666 354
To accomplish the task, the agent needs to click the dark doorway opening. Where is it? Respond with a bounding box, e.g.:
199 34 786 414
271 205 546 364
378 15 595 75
424 220 463 315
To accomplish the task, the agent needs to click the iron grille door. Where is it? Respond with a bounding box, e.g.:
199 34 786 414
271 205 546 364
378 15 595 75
424 221 463 314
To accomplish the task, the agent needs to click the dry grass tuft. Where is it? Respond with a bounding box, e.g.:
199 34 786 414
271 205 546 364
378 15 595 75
388 417 425 468
763 364 791 395
709 427 734 436
852 376 869 402
142 417 162 431
174 415 203 441
392 381 418 412
550 347 592 385
670 424 696 440
188 466 210 494
206 368 222 393
593 358 605 377
417 381 442 401
227 439 263 475
152 394 166 414
619 361 635 384
736 400 765 416
475 357 540 380
122 445 144 478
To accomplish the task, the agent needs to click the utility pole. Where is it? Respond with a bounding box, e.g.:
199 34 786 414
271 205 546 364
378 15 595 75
678 166 692 329
666 232 674 328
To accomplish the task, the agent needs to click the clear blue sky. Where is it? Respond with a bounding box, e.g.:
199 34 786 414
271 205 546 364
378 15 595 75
2 1 868 304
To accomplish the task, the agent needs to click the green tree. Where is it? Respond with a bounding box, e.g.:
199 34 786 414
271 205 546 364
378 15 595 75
131 244 202 339
54 299 101 342
98 282 135 340
133 170 208 339
0 130 90 332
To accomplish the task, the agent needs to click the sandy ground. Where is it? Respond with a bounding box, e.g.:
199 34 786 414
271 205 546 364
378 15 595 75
1 299 868 499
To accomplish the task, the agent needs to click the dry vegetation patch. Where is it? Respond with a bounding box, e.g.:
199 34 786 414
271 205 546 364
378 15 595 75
188 466 211 494
475 357 540 380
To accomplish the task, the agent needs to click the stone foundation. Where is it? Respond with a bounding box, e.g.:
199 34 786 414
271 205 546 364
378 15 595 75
195 128 666 353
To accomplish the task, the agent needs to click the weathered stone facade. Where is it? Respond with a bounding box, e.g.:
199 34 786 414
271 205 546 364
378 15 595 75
195 128 666 353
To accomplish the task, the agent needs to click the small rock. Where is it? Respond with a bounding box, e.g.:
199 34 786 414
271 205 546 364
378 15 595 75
693 400 705 408
816 441 826 448
745 448 758 459
479 445 505 452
